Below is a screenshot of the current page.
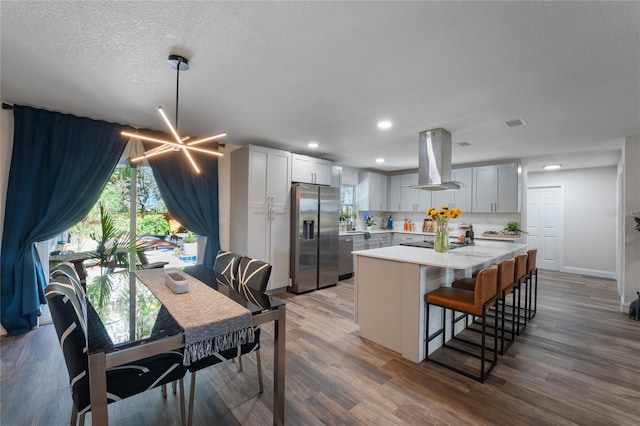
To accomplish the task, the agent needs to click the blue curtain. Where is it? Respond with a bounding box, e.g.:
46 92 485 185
144 140 221 269
1 105 125 335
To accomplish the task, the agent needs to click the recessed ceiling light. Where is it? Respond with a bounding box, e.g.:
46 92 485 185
377 120 392 130
376 158 385 163
308 142 318 148
543 164 561 170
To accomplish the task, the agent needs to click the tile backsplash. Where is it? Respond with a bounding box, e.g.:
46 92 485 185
358 210 523 235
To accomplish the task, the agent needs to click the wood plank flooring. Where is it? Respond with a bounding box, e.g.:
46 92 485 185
1 270 639 425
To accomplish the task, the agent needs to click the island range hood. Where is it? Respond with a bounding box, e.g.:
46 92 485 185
411 128 460 191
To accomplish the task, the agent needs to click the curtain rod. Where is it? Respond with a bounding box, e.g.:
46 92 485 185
1 102 226 148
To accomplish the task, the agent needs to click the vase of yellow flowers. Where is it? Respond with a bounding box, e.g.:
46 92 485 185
426 205 462 253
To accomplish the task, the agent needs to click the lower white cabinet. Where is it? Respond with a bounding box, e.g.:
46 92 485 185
353 235 366 251
362 232 392 249
392 233 426 245
351 233 392 250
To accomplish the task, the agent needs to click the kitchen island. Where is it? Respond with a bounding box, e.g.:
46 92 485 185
352 241 527 363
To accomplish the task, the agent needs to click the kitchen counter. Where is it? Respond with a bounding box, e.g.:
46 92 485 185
352 241 527 269
352 240 527 363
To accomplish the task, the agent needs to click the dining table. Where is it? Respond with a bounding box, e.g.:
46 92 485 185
84 267 286 426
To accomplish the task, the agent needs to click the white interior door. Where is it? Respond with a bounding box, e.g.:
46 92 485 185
527 186 563 271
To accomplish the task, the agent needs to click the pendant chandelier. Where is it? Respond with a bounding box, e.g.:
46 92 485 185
121 55 225 173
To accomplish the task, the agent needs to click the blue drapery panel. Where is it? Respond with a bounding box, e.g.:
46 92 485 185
144 141 221 269
1 105 125 335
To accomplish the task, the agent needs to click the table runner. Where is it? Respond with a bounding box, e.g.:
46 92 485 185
135 268 255 366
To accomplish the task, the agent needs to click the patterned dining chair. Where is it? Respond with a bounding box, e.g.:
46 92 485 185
186 256 271 426
237 256 272 293
45 281 187 425
213 250 243 289
51 261 85 293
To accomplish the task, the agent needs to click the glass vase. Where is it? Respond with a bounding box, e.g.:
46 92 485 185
434 220 450 253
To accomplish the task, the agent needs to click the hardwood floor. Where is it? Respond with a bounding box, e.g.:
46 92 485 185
1 270 639 425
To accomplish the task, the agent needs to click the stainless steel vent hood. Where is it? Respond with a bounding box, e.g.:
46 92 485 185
411 128 460 191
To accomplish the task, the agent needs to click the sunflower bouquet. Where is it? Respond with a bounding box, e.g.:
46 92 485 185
426 206 462 221
426 206 462 252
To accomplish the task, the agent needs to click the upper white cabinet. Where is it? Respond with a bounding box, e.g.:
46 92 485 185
472 163 519 213
400 173 431 212
291 153 331 185
387 173 431 212
358 172 388 211
432 167 472 211
387 175 402 211
230 145 291 290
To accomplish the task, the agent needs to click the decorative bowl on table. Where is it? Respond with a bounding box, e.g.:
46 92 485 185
165 271 189 294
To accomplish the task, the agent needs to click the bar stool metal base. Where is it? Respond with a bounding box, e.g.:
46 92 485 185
425 297 498 383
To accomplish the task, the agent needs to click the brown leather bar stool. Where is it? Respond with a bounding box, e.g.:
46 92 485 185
513 253 529 335
425 265 499 383
452 258 517 354
526 249 538 320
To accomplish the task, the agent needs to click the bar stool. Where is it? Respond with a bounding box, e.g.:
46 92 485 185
513 253 529 335
451 258 517 354
425 265 499 383
526 249 538 320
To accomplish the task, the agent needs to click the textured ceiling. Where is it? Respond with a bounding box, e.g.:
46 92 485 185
1 1 639 172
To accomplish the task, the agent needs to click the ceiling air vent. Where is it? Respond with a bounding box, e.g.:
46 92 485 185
505 118 526 128
457 141 470 147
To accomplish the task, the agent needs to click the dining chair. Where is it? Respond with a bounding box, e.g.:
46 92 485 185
45 281 187 426
186 256 271 426
50 262 87 319
213 250 243 288
237 256 272 293
51 261 84 292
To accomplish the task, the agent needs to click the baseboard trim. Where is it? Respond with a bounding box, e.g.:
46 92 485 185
562 266 616 280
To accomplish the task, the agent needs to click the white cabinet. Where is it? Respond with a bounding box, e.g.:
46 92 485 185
387 175 402 211
231 145 291 290
358 172 388 211
387 173 432 212
291 153 331 185
472 163 519 213
400 173 431 212
330 165 342 188
367 233 392 249
432 167 472 211
353 234 366 251
392 233 427 246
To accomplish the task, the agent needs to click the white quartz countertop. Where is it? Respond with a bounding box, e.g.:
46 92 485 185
352 241 528 269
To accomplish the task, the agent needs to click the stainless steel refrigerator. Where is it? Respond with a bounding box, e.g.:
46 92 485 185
289 183 339 294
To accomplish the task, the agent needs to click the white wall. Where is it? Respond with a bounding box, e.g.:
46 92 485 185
528 166 617 278
217 143 242 251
